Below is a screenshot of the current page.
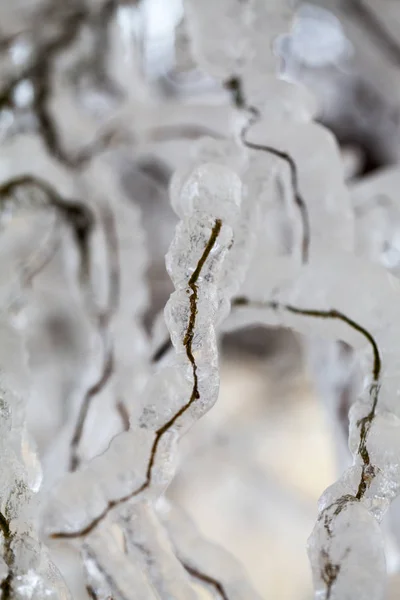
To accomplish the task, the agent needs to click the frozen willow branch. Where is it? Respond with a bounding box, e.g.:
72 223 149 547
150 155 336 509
42 163 250 600
222 246 400 599
0 233 71 598
157 499 262 600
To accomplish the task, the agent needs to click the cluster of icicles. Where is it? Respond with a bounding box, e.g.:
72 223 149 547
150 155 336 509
1 0 400 598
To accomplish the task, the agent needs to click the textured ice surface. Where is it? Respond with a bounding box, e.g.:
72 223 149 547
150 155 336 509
0 321 70 598
158 498 263 600
229 247 400 598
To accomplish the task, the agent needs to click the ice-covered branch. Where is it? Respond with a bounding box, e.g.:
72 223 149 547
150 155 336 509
158 499 263 600
0 316 70 598
185 0 354 265
45 163 241 549
225 246 400 599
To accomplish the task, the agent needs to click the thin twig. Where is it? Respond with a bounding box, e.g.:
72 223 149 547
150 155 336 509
224 76 310 263
181 561 229 600
69 204 120 471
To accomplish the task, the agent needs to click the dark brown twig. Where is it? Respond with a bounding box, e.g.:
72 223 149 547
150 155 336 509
69 347 114 471
0 175 94 284
240 107 310 263
181 561 229 600
224 76 310 263
116 399 130 431
69 204 120 472
151 337 172 363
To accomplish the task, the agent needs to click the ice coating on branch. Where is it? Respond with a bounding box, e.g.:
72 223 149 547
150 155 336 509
1 161 130 484
202 5 359 526
158 499 263 600
229 248 400 598
0 164 93 599
351 165 400 560
0 319 70 599
122 503 199 599
243 119 354 258
82 522 158 600
45 162 239 542
171 162 241 221
170 161 244 320
170 142 252 295
0 114 101 597
172 21 364 596
58 158 150 471
309 502 386 599
170 140 301 308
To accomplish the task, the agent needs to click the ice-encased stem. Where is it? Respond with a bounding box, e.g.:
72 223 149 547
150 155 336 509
158 499 263 600
0 320 71 599
226 247 400 599
46 165 240 549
